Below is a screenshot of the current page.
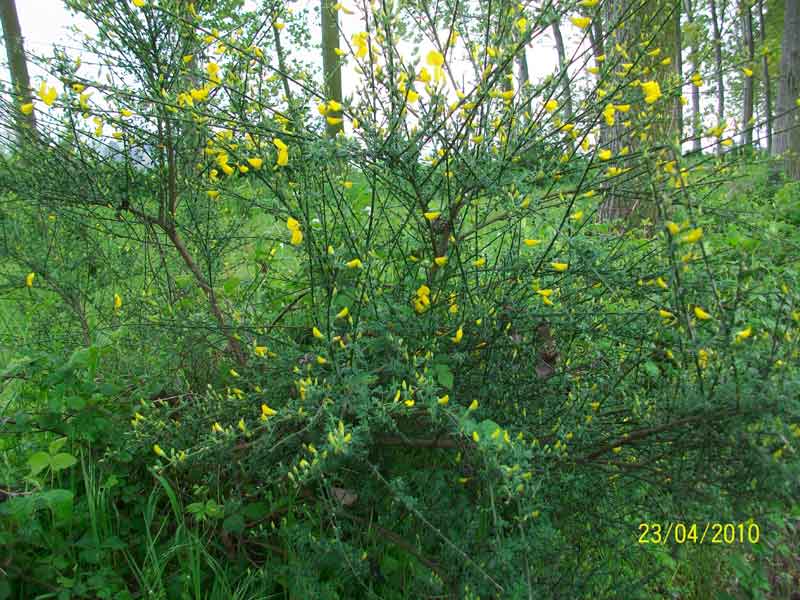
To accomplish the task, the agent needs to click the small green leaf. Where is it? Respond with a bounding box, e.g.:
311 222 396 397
49 437 68 455
643 361 660 378
434 364 454 389
223 514 246 534
28 451 51 476
50 453 77 472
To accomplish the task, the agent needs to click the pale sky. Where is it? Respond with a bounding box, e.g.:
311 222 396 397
5 0 564 95
5 1 723 148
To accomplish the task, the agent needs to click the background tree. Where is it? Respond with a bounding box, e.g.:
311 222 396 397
774 0 799 177
741 0 756 146
0 0 36 143
710 0 726 152
320 0 343 137
758 0 774 151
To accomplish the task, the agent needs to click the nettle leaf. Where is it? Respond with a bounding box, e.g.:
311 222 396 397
186 502 205 515
39 489 74 525
643 361 660 378
50 453 78 472
27 451 51 476
223 514 245 534
49 437 68 455
433 363 454 389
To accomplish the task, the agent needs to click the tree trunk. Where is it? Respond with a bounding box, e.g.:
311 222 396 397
684 0 702 152
759 0 773 152
710 0 725 154
552 20 573 121
774 0 800 178
321 0 343 138
0 0 37 144
673 0 684 145
741 0 755 147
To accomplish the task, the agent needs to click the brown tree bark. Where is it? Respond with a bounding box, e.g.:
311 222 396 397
552 19 573 121
758 0 773 152
741 0 756 147
684 0 702 152
321 0 343 137
673 0 684 144
0 0 37 143
773 0 800 178
710 0 725 154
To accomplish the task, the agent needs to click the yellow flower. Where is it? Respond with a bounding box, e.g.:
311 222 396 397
424 211 441 221
133 0 146 7
20 102 34 115
570 16 592 30
326 116 343 125
468 399 478 411
404 398 415 407
247 158 263 169
742 67 753 77
212 422 224 433
656 276 668 290
273 138 288 166
274 21 285 30
598 149 612 161
452 326 463 344
698 349 709 369
313 326 324 339
286 217 303 245
472 431 480 442
230 369 240 378
607 166 622 176
336 306 349 319
237 418 247 432
114 293 122 310
346 258 363 269
551 262 569 272
207 190 220 200
38 82 57 107
691 72 703 87
516 17 527 32
641 80 661 103
153 444 166 457
658 309 674 319
316 355 327 365
261 403 277 418
434 256 448 267
544 99 558 112
681 227 702 243
254 345 268 357
342 180 353 189
438 394 449 405
523 239 541 246
570 210 584 221
665 221 680 235
735 326 752 343
578 0 599 6
473 257 486 267
426 49 444 67
693 306 711 321
26 272 35 287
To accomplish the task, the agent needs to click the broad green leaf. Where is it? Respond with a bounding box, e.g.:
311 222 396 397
50 453 78 472
28 451 51 476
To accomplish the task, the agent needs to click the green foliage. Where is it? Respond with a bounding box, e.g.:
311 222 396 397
0 0 799 598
